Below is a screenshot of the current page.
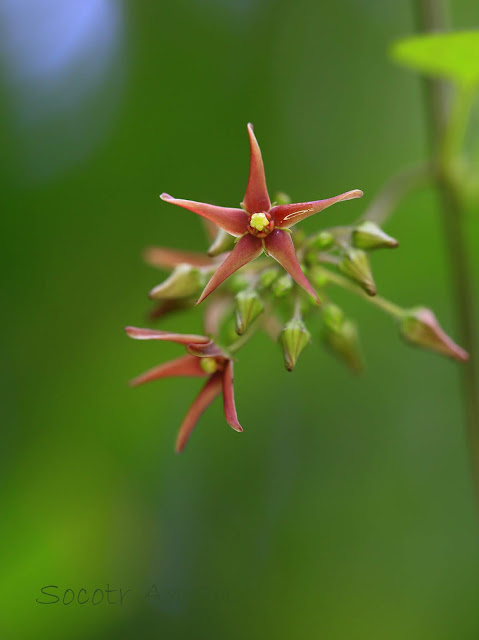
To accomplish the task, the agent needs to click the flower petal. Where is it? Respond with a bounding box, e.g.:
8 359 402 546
175 372 223 452
125 327 210 344
160 193 248 237
243 123 271 214
143 246 213 269
271 189 363 228
222 360 243 432
129 355 206 387
186 340 228 359
264 230 319 304
196 234 263 305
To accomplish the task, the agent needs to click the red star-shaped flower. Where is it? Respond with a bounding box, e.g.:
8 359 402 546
161 123 363 304
125 327 242 452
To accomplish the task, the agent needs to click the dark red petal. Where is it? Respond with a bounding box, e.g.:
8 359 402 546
271 189 363 228
196 234 263 305
160 193 248 237
243 123 271 214
129 355 206 387
125 327 210 345
143 246 213 269
186 340 228 359
264 230 319 304
175 373 223 452
222 361 243 432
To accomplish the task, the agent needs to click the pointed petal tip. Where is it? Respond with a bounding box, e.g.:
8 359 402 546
340 189 363 202
307 289 321 306
265 230 320 303
307 286 321 305
175 436 188 454
174 373 223 452
452 344 469 362
158 196 248 237
272 189 364 228
244 122 271 213
125 325 145 339
196 234 263 305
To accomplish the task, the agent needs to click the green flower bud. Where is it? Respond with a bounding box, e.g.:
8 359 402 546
235 289 264 335
258 267 279 290
352 221 398 250
309 266 330 289
280 318 311 371
304 249 319 267
229 273 251 293
149 264 205 300
292 228 306 248
272 273 293 298
308 230 335 251
219 317 240 345
207 229 235 256
399 307 468 361
321 303 344 332
274 191 292 205
339 249 377 296
321 307 363 373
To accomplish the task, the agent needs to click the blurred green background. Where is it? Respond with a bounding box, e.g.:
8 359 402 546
1 1 479 638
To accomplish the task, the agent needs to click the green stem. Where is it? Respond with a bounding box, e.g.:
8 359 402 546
416 0 479 506
228 326 257 354
436 180 479 499
413 0 451 150
293 294 302 320
321 268 403 318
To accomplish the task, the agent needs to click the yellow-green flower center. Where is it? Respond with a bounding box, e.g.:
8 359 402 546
200 357 218 374
249 212 269 232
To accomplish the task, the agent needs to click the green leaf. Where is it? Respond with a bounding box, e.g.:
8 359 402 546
391 30 479 86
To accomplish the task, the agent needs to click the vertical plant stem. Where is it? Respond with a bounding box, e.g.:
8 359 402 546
415 0 479 503
436 182 479 495
413 0 451 148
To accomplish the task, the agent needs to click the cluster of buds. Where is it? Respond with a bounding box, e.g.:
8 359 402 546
126 124 469 452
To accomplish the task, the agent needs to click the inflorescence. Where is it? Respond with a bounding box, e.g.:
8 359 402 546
126 124 468 452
